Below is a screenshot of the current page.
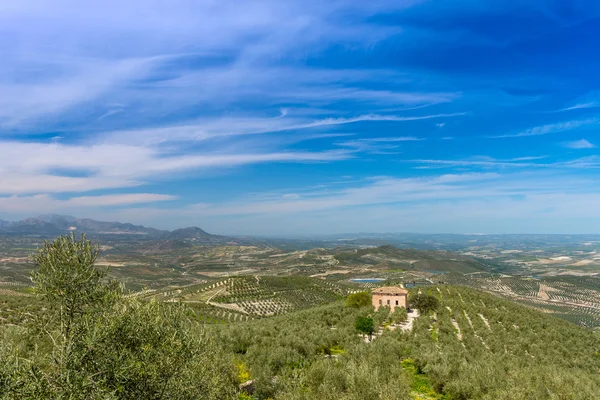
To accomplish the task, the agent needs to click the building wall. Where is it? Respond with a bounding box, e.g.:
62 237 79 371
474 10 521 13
372 293 407 312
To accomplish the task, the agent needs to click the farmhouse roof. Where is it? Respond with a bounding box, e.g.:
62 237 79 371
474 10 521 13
372 286 408 295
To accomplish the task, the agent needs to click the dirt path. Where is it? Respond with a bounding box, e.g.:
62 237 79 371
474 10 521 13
399 309 420 332
207 287 224 302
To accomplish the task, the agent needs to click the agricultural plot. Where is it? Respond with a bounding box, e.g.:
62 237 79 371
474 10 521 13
208 276 348 317
151 275 350 319
442 273 600 328
411 286 600 371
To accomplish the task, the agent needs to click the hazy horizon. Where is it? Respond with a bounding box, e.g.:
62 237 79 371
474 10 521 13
2 1 600 235
3 213 600 237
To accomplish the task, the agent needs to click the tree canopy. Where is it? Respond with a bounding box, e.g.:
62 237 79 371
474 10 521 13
354 316 374 336
408 293 440 313
345 292 371 308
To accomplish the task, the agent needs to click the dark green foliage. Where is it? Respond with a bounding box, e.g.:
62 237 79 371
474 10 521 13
409 293 440 313
345 292 371 308
354 316 374 336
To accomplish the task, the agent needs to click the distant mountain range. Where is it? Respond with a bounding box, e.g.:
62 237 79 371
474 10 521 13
0 214 226 242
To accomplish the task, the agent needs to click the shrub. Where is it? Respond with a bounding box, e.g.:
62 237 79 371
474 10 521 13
345 292 371 308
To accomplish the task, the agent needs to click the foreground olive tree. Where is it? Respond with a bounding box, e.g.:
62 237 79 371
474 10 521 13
0 234 237 399
30 234 120 381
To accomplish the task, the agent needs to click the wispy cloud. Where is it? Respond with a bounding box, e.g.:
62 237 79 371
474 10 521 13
99 112 462 146
556 102 599 112
0 193 177 214
0 57 158 128
555 92 600 112
0 141 352 195
90 171 600 227
404 156 600 169
562 139 596 149
0 0 446 134
490 119 598 138
336 136 423 154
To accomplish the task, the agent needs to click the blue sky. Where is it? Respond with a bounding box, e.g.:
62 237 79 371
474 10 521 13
1 0 600 235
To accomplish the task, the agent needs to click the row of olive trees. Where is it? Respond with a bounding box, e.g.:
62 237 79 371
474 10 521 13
409 286 600 399
0 234 237 399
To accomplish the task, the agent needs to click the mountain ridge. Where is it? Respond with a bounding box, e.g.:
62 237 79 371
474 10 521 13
0 214 221 241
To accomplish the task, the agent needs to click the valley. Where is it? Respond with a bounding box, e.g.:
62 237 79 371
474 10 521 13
1 216 599 330
0 218 599 398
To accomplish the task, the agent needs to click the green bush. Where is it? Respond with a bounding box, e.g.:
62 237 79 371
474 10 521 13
354 316 374 336
345 292 371 308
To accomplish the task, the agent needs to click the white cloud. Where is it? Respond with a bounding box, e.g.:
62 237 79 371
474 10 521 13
100 113 462 147
0 57 158 128
74 170 600 234
0 1 442 133
0 193 176 214
556 102 599 112
0 140 352 194
404 156 600 169
562 139 596 149
491 119 598 138
67 193 177 207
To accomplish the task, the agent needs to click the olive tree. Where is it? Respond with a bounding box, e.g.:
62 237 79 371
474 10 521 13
345 292 371 308
355 316 374 339
24 233 237 399
30 234 120 385
408 293 439 314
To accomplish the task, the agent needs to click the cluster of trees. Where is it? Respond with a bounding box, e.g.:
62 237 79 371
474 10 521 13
1 234 599 399
0 234 236 399
214 302 413 399
409 286 600 399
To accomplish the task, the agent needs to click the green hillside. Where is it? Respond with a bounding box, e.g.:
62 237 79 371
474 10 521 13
2 235 599 399
214 286 600 399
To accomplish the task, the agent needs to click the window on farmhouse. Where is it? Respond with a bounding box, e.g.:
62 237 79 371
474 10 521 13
387 300 390 305
379 299 382 305
395 300 398 305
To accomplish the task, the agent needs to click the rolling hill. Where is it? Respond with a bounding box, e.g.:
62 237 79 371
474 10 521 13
333 245 489 273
